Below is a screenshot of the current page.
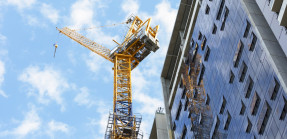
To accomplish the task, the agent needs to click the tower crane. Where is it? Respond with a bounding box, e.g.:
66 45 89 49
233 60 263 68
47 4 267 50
56 15 159 139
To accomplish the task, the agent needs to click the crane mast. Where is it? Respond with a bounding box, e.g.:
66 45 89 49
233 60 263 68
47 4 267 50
57 16 159 139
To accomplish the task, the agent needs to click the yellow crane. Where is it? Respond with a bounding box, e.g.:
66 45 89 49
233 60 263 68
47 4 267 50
56 15 159 139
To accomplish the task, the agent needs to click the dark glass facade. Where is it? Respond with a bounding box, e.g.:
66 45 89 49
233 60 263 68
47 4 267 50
170 0 287 138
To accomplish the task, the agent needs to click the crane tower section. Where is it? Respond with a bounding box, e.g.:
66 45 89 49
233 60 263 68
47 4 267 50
56 15 159 139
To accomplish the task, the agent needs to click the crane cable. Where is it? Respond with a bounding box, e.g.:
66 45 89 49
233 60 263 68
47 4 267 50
71 21 130 31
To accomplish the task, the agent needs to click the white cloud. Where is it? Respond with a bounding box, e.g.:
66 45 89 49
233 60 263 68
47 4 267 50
86 100 110 138
86 28 120 48
0 90 7 98
0 106 41 137
74 87 96 108
19 66 69 111
46 120 69 137
67 50 77 65
121 0 139 16
152 1 177 34
0 34 7 45
85 52 105 73
0 60 7 98
69 0 119 47
0 105 70 138
40 3 59 24
132 69 163 115
13 107 41 136
22 14 47 28
6 0 36 10
69 0 95 29
25 15 40 26
83 52 113 82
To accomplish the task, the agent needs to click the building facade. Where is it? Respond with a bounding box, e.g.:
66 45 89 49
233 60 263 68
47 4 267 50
161 0 287 138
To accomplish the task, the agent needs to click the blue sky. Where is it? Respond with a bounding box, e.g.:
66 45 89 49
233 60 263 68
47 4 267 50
0 0 178 138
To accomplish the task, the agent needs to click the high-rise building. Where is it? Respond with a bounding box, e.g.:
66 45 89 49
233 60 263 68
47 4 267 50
161 0 287 138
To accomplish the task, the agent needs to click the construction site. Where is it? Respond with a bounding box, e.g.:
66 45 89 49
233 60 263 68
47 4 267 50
57 0 287 138
1 0 287 138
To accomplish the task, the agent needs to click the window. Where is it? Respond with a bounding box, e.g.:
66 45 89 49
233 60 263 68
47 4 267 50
224 111 231 130
197 64 205 85
198 32 202 40
267 0 271 5
258 102 271 135
201 36 207 50
193 88 198 99
220 6 229 31
212 24 217 34
211 116 220 138
243 20 251 38
229 70 235 83
176 102 182 120
216 0 225 20
184 97 189 111
181 125 187 139
251 92 261 116
214 119 220 134
206 94 210 105
199 113 203 124
188 64 192 76
190 123 194 131
245 76 254 98
271 78 280 100
280 97 287 120
190 39 194 48
185 58 189 65
233 40 243 67
240 101 246 115
172 121 176 130
204 46 210 61
180 79 184 88
249 32 257 51
182 88 186 99
191 43 199 62
205 5 210 14
220 97 226 114
239 61 248 82
246 117 252 133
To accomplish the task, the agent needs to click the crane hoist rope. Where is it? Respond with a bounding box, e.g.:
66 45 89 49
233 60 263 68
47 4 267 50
56 15 159 139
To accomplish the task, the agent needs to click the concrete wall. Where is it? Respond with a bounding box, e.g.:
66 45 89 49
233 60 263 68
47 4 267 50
149 112 169 139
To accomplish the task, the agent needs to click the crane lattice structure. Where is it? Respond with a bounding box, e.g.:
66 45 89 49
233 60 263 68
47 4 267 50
57 15 159 139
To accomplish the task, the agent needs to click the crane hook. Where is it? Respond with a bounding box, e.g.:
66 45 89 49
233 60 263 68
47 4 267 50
53 43 58 58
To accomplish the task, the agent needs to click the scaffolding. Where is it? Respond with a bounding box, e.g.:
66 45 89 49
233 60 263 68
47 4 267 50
105 112 143 139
